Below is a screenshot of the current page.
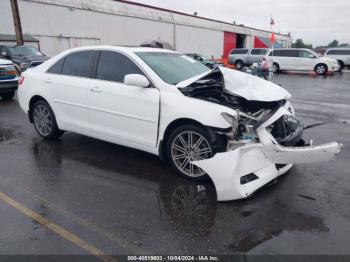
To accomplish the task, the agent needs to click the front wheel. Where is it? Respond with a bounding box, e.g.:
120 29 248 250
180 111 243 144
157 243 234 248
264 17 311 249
166 125 215 180
32 100 64 139
0 91 15 101
272 63 280 73
337 61 344 72
315 64 328 75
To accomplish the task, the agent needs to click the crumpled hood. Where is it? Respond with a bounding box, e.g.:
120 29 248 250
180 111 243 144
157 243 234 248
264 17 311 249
177 67 291 102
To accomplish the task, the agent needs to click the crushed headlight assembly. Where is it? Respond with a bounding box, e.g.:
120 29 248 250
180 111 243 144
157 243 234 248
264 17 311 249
221 111 259 150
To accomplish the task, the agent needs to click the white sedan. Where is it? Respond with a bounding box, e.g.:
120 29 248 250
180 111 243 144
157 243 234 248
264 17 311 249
18 46 342 201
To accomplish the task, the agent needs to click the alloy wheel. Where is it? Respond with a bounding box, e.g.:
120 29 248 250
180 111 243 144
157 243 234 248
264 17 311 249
171 131 213 178
33 104 53 136
316 65 326 75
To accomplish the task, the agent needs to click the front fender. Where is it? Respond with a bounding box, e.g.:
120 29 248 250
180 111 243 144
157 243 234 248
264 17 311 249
158 91 235 141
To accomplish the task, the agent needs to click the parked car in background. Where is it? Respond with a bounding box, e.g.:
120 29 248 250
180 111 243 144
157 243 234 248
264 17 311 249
228 48 270 69
324 48 350 71
0 45 48 72
267 48 340 75
185 53 223 69
18 46 341 201
212 58 235 69
0 58 18 101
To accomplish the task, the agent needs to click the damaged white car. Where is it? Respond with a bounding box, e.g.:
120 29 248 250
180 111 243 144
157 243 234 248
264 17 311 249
18 46 342 201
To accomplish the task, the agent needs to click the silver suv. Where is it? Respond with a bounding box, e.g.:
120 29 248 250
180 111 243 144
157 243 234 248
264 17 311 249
228 48 270 69
324 48 350 71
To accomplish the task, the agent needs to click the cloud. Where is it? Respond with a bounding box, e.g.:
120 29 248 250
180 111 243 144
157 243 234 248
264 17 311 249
130 0 350 46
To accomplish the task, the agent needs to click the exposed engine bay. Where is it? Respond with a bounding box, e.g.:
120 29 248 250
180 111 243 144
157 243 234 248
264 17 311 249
178 67 342 201
179 69 304 149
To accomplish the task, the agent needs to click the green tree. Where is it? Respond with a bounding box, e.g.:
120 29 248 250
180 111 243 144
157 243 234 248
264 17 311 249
328 40 339 47
292 38 313 49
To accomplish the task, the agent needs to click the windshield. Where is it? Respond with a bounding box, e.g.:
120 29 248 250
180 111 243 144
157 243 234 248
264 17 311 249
136 52 210 85
309 49 321 57
8 46 43 57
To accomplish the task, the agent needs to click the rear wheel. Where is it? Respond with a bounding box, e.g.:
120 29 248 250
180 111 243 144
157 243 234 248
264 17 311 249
235 60 243 70
314 64 328 75
32 100 64 139
166 125 215 180
0 91 15 101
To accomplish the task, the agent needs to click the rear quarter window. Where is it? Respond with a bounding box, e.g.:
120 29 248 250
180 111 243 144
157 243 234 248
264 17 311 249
61 51 97 78
47 58 65 74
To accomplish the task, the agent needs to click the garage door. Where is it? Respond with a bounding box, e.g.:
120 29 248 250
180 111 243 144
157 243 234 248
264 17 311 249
223 32 237 59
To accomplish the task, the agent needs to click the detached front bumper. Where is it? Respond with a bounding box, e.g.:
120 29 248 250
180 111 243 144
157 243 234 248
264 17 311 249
193 102 342 201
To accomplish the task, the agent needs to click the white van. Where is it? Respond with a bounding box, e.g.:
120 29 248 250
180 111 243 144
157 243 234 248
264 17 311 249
324 48 350 71
267 48 340 75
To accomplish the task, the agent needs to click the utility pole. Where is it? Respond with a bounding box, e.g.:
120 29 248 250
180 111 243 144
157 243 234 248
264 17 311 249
10 0 24 45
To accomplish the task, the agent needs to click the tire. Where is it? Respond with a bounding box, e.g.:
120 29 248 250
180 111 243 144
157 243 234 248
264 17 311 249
337 61 344 72
31 100 64 140
235 60 243 70
166 125 216 181
314 63 328 75
0 91 15 101
272 62 280 73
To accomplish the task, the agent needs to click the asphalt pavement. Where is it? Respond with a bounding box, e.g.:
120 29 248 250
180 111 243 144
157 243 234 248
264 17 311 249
0 72 349 259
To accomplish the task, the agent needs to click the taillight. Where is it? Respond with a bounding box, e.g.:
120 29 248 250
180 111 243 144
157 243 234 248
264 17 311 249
18 76 25 85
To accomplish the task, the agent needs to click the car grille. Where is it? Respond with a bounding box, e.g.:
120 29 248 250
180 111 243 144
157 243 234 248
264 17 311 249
0 65 17 80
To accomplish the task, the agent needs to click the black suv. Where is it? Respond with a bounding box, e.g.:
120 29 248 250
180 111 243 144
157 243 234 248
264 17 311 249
0 45 48 72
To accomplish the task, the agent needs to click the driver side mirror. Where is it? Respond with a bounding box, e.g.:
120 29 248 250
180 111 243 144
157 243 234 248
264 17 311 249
124 74 150 88
308 54 316 59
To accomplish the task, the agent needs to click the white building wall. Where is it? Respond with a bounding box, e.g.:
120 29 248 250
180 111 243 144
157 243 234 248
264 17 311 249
0 0 292 57
175 25 223 58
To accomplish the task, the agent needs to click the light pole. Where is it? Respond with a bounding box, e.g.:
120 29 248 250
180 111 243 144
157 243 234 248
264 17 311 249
10 0 24 45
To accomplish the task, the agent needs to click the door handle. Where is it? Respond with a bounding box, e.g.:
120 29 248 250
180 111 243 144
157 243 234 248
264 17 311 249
90 87 102 93
44 79 52 84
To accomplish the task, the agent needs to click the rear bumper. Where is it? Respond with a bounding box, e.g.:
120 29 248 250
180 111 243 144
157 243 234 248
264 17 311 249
0 80 18 93
193 102 342 201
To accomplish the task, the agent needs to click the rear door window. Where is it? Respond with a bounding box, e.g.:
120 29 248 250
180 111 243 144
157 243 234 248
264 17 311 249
230 49 248 55
95 51 144 83
281 50 299 57
327 49 350 55
251 49 267 55
61 51 97 78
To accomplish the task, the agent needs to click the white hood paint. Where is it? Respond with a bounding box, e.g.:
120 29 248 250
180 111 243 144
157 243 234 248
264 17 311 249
177 67 291 102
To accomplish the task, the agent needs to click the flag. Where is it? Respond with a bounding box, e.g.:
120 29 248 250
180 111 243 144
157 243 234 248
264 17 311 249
270 32 276 44
270 18 275 26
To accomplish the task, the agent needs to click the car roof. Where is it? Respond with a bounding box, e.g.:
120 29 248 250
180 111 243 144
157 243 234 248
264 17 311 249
326 47 350 50
65 45 177 54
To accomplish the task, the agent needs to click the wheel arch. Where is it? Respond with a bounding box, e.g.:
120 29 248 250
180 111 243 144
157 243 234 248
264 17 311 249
28 95 50 123
314 63 328 70
158 118 228 160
